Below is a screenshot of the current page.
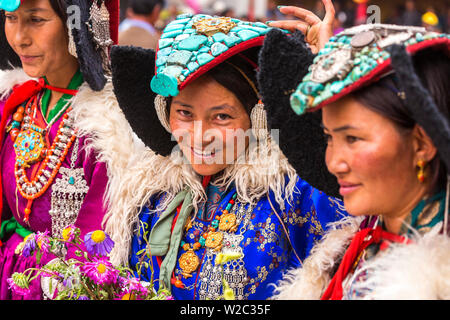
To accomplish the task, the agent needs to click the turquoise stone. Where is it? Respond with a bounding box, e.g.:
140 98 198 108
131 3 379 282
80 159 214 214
198 46 210 53
241 25 270 35
161 29 183 39
158 38 173 49
157 47 173 57
187 62 199 72
178 35 208 51
237 29 260 41
298 82 324 96
175 33 190 42
167 50 193 66
223 34 242 47
197 53 214 66
183 28 196 34
212 32 227 42
163 65 183 78
230 26 244 33
211 42 228 56
155 55 168 67
350 66 362 81
320 83 333 101
163 23 185 33
254 22 269 29
0 0 20 12
416 32 424 42
176 13 193 20
151 73 179 97
330 81 346 94
68 176 75 185
290 92 308 115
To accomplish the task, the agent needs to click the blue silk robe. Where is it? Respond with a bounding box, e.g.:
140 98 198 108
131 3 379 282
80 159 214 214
130 176 347 300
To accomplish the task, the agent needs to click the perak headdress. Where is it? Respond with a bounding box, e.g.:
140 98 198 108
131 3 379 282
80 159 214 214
289 24 450 171
112 13 278 157
0 0 119 91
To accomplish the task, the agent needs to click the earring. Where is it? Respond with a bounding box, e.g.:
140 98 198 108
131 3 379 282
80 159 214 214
417 160 426 183
250 100 268 140
67 28 78 58
155 94 172 133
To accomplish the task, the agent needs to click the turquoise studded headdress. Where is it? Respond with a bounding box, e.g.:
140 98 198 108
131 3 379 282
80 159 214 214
290 24 450 115
0 0 21 11
150 13 275 97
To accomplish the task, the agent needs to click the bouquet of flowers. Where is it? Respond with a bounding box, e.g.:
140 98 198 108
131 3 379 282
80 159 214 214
7 225 173 300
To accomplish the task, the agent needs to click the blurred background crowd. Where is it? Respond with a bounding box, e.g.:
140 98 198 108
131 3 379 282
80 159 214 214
118 0 450 50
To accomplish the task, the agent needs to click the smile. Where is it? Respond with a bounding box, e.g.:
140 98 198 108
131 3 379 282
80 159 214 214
338 181 362 196
191 147 218 160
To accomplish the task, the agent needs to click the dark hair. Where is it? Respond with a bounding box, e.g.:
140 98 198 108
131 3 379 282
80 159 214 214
352 48 450 195
168 48 260 115
49 0 68 23
206 47 260 114
129 0 164 15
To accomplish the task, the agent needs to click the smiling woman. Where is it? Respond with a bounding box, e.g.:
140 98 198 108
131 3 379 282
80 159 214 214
108 1 348 301
0 0 139 300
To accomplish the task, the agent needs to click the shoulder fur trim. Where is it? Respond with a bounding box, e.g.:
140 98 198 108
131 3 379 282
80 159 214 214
272 215 363 300
352 224 450 299
69 78 147 266
0 68 33 100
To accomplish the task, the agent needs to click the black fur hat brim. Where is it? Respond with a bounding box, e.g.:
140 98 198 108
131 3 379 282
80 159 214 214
110 45 177 156
389 44 450 171
258 29 340 198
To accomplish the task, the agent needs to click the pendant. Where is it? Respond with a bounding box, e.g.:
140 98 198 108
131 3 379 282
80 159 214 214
205 231 223 251
13 126 47 168
49 162 88 238
179 250 200 278
219 212 238 232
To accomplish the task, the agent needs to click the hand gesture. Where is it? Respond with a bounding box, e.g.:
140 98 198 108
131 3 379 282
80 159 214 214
268 0 336 54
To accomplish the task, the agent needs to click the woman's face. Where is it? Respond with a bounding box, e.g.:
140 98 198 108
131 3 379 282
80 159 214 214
4 0 78 81
169 75 251 177
322 96 427 220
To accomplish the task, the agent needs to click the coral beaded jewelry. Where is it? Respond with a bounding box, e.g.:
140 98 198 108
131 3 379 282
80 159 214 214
12 94 77 223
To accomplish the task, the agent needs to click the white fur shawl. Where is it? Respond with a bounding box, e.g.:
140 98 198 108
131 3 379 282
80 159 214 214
272 216 450 300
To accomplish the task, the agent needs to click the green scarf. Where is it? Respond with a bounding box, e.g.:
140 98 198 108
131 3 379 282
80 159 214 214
41 69 84 123
149 189 194 290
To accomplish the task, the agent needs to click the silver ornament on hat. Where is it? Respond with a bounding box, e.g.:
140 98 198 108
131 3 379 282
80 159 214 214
86 0 114 73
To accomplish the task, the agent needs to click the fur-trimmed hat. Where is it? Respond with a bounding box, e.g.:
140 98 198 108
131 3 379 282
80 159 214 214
289 24 450 171
111 13 274 157
0 0 119 91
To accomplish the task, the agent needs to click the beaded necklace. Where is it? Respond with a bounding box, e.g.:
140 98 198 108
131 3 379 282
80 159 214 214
10 92 77 223
174 191 238 287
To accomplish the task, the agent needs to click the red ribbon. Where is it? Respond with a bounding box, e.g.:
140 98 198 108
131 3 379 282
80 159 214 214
321 226 412 300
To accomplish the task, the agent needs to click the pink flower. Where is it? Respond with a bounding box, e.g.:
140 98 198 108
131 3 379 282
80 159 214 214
36 230 50 254
81 257 119 285
7 273 31 296
120 276 149 297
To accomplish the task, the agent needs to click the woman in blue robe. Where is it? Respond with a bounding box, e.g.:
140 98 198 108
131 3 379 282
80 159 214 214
109 2 345 300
